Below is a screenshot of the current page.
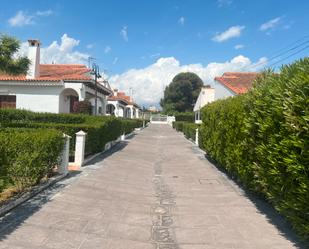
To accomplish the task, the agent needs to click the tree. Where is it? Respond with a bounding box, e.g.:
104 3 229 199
0 34 30 75
160 72 203 113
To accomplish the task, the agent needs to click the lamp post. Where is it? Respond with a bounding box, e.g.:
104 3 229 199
91 63 101 115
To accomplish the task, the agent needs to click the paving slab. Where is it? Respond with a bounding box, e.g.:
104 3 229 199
0 124 305 249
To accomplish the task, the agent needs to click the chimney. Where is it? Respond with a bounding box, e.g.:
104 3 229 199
26 39 40 79
113 89 118 96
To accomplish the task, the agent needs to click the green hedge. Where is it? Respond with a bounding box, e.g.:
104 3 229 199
0 109 86 124
0 110 143 156
173 121 199 141
0 128 64 192
174 112 195 122
200 58 309 241
120 119 144 135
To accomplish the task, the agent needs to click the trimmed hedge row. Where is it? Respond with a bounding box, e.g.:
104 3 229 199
0 128 64 192
173 121 199 141
200 58 309 241
0 110 144 156
0 109 86 124
174 112 195 122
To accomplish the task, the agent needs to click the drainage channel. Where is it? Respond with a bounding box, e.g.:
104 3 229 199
151 151 178 249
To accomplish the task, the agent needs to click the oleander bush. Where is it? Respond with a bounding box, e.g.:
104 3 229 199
200 58 309 241
0 128 64 192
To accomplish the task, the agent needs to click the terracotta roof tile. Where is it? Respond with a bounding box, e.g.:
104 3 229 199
108 91 139 107
214 72 259 94
0 64 92 81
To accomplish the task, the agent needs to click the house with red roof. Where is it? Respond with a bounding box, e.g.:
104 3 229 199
107 89 141 119
193 72 259 123
0 40 112 114
214 72 259 99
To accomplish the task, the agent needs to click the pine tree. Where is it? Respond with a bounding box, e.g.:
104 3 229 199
0 34 30 75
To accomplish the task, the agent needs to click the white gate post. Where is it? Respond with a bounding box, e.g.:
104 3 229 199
59 134 71 175
195 128 199 146
74 130 87 169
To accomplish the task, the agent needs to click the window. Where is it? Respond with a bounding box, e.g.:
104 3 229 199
0 95 16 109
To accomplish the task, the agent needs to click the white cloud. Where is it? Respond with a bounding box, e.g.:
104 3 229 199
18 34 89 64
36 10 53 16
112 57 119 65
234 44 244 50
8 11 34 27
150 53 161 58
104 46 112 53
212 25 245 42
8 10 54 27
260 17 281 31
120 26 128 42
86 44 94 49
109 55 267 106
178 16 185 25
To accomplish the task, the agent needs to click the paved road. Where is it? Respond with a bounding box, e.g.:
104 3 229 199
0 124 303 249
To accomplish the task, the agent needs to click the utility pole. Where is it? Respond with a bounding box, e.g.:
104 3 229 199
91 63 101 115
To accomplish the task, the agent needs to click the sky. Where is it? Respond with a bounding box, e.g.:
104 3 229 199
1 0 309 106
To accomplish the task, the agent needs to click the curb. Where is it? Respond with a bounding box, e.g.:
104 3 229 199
83 126 145 166
0 173 68 217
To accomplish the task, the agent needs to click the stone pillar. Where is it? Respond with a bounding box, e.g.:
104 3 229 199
74 130 87 168
121 133 125 141
195 128 199 146
59 134 71 175
130 107 134 119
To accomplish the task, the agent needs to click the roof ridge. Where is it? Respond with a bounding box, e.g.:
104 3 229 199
40 64 87 66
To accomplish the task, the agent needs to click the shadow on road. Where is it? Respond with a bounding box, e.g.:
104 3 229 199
202 151 308 249
0 137 135 241
0 171 81 241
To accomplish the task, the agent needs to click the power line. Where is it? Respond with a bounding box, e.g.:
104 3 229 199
267 34 309 57
267 44 309 68
246 40 309 70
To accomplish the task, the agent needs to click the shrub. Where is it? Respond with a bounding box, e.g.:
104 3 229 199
243 61 309 239
173 121 185 132
0 110 144 156
182 122 200 140
0 128 64 192
199 58 309 241
0 109 85 124
120 119 144 135
173 121 200 141
174 112 195 122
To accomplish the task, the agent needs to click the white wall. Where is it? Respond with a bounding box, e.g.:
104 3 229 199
0 84 62 113
89 97 105 115
213 81 235 100
107 100 126 117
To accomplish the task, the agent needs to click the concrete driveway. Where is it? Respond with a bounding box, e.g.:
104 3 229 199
0 124 303 248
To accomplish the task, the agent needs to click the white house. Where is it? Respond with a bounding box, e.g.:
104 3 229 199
0 39 112 114
106 89 141 119
193 72 259 123
193 85 215 124
213 72 259 99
